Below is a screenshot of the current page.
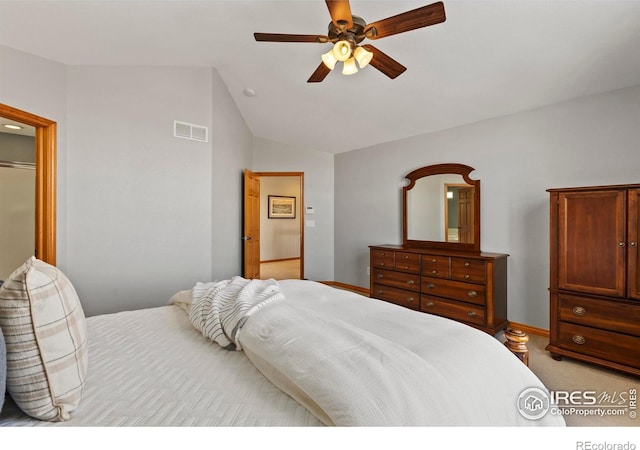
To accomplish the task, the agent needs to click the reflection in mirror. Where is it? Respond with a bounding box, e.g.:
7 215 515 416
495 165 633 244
407 174 473 242
403 163 480 252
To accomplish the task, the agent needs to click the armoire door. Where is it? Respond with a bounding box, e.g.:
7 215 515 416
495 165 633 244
557 189 626 297
627 188 640 300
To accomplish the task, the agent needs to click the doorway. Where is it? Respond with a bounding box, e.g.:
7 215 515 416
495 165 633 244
243 170 304 280
0 103 57 268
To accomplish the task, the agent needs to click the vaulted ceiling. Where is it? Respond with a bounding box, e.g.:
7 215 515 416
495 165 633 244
1 1 640 153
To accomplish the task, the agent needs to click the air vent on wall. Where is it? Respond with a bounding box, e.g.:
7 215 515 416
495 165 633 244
173 120 208 142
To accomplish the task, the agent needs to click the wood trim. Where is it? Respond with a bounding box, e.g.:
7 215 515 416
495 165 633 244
260 257 300 264
0 103 56 266
507 321 549 337
319 281 370 297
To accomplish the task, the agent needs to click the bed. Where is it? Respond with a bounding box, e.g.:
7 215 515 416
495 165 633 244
0 258 565 427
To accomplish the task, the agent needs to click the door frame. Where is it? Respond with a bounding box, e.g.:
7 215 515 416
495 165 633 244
0 103 56 265
253 171 304 279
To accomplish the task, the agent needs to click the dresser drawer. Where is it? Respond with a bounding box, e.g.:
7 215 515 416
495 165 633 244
371 250 395 269
451 258 486 284
372 268 420 292
558 322 640 369
559 293 640 337
421 276 486 306
395 252 420 273
421 255 450 279
372 284 420 310
421 296 486 327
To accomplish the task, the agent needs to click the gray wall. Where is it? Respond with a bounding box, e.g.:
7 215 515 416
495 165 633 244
0 133 35 163
0 45 69 268
1 55 252 316
66 66 219 315
335 84 640 329
253 137 334 281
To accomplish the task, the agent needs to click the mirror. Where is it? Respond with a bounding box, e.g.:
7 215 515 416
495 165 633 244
402 163 480 252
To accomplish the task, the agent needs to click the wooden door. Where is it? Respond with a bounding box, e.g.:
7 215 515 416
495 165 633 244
457 187 474 244
627 188 640 300
557 189 626 297
243 169 260 279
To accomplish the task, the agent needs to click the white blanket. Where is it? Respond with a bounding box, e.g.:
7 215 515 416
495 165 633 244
188 277 283 351
186 279 566 427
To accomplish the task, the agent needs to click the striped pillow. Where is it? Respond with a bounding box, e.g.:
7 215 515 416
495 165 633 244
0 256 88 421
0 325 5 413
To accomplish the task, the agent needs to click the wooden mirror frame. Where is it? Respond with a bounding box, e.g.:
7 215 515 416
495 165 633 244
402 163 480 252
0 102 57 265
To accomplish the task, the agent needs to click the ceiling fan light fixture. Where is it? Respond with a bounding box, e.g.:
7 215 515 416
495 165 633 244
321 49 338 70
353 46 373 68
332 40 352 62
342 57 358 75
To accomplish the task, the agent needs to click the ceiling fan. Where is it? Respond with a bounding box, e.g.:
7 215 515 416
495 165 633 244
254 0 446 83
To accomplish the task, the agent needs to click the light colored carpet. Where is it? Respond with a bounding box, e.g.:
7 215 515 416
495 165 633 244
526 333 639 427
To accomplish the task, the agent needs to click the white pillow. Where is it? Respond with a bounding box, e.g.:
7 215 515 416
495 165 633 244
0 256 88 421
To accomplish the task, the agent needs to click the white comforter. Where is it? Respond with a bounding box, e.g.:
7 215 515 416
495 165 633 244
183 279 565 427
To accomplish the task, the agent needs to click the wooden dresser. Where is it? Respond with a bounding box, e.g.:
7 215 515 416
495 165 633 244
547 184 640 376
369 245 508 335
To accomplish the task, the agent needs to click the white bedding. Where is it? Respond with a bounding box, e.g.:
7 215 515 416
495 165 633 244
0 279 565 427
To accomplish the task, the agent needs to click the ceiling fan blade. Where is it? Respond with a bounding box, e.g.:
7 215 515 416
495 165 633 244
361 45 406 79
364 1 446 40
325 0 353 29
307 63 332 83
254 33 328 43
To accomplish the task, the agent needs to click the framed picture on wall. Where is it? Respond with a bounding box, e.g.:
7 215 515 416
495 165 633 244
268 195 296 219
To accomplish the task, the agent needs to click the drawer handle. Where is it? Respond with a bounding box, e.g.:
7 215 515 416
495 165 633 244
464 274 470 279
619 242 626 247
464 262 470 267
467 290 478 298
407 280 415 285
572 335 586 345
380 252 386 256
468 311 477 317
425 301 435 307
431 270 437 274
426 283 435 289
407 297 415 302
376 274 384 279
431 258 437 263
379 262 386 266
377 289 384 295
403 265 409 269
404 255 409 259
631 242 638 248
572 306 586 316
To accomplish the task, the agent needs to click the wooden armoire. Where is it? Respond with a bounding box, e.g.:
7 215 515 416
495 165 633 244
547 184 640 376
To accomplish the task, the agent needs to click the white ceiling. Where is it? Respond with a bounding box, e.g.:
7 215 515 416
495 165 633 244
1 0 639 154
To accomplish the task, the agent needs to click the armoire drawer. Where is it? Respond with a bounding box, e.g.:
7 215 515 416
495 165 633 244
372 284 420 310
371 250 395 269
421 276 486 306
450 258 486 283
421 296 486 327
558 293 640 337
372 268 420 292
558 322 640 369
421 255 450 279
395 252 420 273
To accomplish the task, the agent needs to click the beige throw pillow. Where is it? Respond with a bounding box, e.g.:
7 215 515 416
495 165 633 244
0 256 88 421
